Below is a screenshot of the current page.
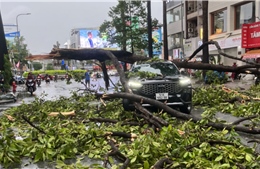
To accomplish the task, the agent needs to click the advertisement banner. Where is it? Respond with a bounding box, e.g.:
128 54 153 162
4 25 19 45
152 27 162 55
79 29 108 48
241 21 260 48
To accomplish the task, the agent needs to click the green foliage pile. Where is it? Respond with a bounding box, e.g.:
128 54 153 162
0 89 260 168
193 85 260 118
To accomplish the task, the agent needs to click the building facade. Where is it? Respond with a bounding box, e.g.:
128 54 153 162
166 0 260 65
208 0 259 66
166 0 186 60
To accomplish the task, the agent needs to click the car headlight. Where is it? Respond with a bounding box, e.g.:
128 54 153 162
128 81 143 88
180 78 191 85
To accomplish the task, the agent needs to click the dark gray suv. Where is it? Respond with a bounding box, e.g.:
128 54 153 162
123 60 192 114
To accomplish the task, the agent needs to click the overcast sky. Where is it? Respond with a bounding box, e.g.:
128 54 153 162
0 0 163 54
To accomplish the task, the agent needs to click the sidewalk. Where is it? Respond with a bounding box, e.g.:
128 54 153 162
191 77 255 90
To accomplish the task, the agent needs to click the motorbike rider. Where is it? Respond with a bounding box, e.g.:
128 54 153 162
54 73 58 82
37 74 41 79
26 72 36 89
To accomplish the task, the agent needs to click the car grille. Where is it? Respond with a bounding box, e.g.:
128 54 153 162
140 83 182 95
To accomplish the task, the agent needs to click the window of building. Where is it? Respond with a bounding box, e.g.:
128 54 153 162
167 6 182 24
167 9 174 24
235 2 255 29
168 33 181 48
212 9 227 34
173 6 181 22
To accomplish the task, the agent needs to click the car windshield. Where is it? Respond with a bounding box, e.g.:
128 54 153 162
132 62 179 76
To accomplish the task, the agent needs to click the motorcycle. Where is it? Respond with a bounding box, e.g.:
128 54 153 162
26 79 36 96
36 77 41 87
45 76 51 84
65 74 71 83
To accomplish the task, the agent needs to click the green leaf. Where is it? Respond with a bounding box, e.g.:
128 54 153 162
220 163 230 168
245 153 252 162
144 161 149 169
145 145 150 153
152 142 160 147
130 156 137 163
222 129 229 135
215 155 223 162
88 153 95 158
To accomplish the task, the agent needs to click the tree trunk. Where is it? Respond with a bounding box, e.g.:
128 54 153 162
163 0 168 60
0 12 8 70
202 0 209 78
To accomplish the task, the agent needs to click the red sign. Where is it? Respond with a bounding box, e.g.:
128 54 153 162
242 21 260 48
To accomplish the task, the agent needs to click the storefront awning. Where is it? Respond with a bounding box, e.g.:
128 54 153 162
242 50 260 59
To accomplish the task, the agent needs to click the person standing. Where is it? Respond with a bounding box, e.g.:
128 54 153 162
86 31 94 48
12 81 17 93
61 59 65 70
231 62 237 82
85 69 90 88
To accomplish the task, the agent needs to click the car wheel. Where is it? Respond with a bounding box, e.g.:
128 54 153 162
179 104 192 114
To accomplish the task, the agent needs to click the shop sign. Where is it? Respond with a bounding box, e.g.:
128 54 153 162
242 21 260 48
209 36 241 51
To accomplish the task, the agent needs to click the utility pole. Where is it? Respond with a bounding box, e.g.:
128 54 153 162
163 0 168 60
180 0 184 60
0 12 8 70
147 0 153 58
16 13 31 73
202 0 209 78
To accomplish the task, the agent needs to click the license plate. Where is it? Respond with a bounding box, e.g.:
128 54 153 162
155 93 168 100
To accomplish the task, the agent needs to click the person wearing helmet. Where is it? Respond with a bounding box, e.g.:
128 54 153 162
26 72 36 90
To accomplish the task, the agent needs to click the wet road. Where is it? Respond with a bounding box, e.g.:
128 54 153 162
0 76 120 112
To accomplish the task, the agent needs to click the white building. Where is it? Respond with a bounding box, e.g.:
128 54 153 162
208 0 259 66
166 0 260 65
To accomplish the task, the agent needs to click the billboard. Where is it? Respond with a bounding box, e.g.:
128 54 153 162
4 25 19 44
79 29 108 48
152 27 162 55
241 21 260 49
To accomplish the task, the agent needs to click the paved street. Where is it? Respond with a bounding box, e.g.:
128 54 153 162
0 75 259 169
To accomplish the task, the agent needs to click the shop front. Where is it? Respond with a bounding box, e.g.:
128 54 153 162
241 21 260 63
209 35 242 66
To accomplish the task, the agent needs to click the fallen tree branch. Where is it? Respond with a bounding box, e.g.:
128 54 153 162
248 139 260 144
151 157 173 169
102 50 168 129
22 115 46 134
172 61 260 74
134 102 167 129
48 110 75 117
104 132 137 139
232 115 259 125
188 41 260 66
103 139 129 169
103 92 260 134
